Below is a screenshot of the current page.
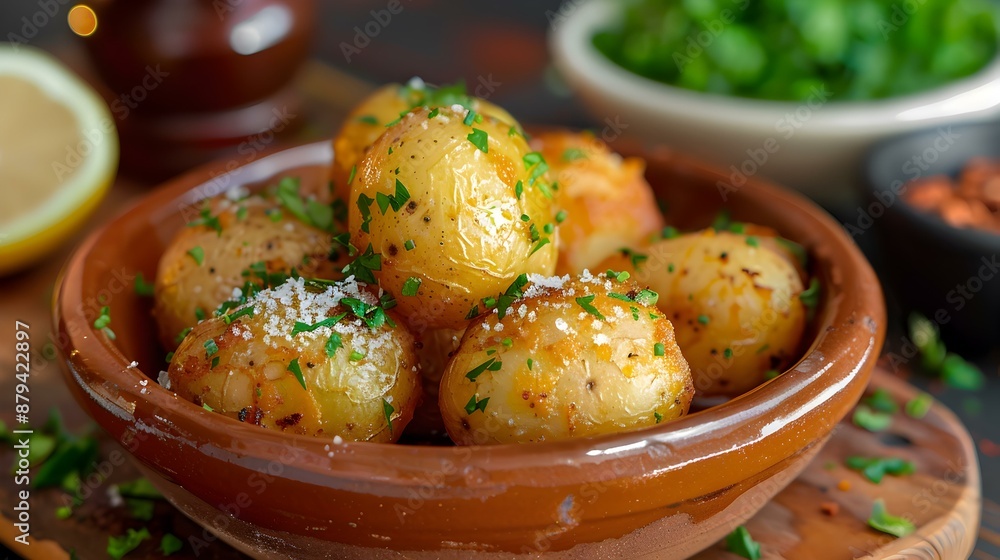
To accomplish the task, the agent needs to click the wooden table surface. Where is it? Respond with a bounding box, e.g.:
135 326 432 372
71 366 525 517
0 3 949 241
0 60 996 560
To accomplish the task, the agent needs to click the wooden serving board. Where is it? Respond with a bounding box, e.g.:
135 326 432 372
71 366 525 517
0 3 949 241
0 59 985 560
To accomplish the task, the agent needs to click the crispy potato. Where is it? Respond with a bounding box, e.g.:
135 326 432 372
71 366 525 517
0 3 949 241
167 277 421 442
439 272 693 445
348 106 558 330
407 327 465 439
331 81 519 202
529 130 664 275
597 229 807 396
154 191 344 351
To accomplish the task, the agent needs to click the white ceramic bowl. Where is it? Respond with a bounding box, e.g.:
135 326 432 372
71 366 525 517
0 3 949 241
550 0 1000 208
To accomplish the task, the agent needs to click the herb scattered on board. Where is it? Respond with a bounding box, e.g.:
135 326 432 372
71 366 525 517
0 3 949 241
909 313 985 390
853 404 893 432
108 528 151 560
845 456 915 484
725 526 761 560
868 499 915 538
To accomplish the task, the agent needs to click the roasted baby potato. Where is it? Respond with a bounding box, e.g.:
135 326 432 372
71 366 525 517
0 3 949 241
598 229 807 396
154 189 344 351
331 81 519 202
348 106 558 330
530 130 664 274
167 277 421 442
439 272 693 445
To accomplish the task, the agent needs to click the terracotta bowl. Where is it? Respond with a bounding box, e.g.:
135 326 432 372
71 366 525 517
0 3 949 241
53 140 885 559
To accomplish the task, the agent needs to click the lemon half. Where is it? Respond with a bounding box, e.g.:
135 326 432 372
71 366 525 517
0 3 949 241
0 45 118 275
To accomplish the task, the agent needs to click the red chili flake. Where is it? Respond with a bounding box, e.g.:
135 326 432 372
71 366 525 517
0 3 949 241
979 438 1000 458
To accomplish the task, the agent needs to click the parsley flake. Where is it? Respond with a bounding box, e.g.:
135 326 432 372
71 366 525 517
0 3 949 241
467 128 489 153
287 358 306 390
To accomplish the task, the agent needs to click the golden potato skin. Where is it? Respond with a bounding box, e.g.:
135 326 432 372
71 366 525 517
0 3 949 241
154 196 343 351
439 272 693 445
331 82 518 202
530 130 664 275
598 229 807 396
168 277 421 442
348 107 558 330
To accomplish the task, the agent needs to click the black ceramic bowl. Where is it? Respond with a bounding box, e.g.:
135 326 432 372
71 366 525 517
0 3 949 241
863 121 1000 354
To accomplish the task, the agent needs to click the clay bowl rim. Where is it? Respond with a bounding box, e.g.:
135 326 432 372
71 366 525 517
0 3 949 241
54 139 885 498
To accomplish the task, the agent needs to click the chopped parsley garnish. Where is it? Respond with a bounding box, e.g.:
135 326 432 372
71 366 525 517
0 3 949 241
522 152 549 187
514 180 524 199
108 528 151 560
340 295 395 330
501 337 513 348
529 237 551 256
160 534 183 556
661 226 680 239
654 412 663 423
555 210 567 223
356 193 375 233
711 209 732 231
203 339 219 358
383 398 395 435
467 128 489 153
463 109 478 126
187 246 204 266
404 239 416 251
654 342 665 356
527 358 534 370
287 358 306 390
562 147 588 161
765 369 781 380
211 356 220 369
341 243 381 284
276 177 335 231
222 306 254 325
853 404 892 432
325 333 343 357
723 348 733 359
134 273 155 296
236 206 248 220
634 289 658 306
481 274 530 320
799 278 821 309
905 392 933 419
348 165 357 185
187 207 222 235
619 248 648 269
266 208 282 222
165 351 174 363
576 294 605 320
464 394 490 415
725 526 761 560
427 107 440 118
697 314 710 325
606 269 630 282
465 305 481 320
845 456 915 484
291 313 348 336
93 306 116 340
402 276 422 296
349 349 366 362
746 236 759 247
868 499 915 538
466 357 501 381
194 307 206 322
357 114 379 125
375 179 411 214
728 222 746 234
